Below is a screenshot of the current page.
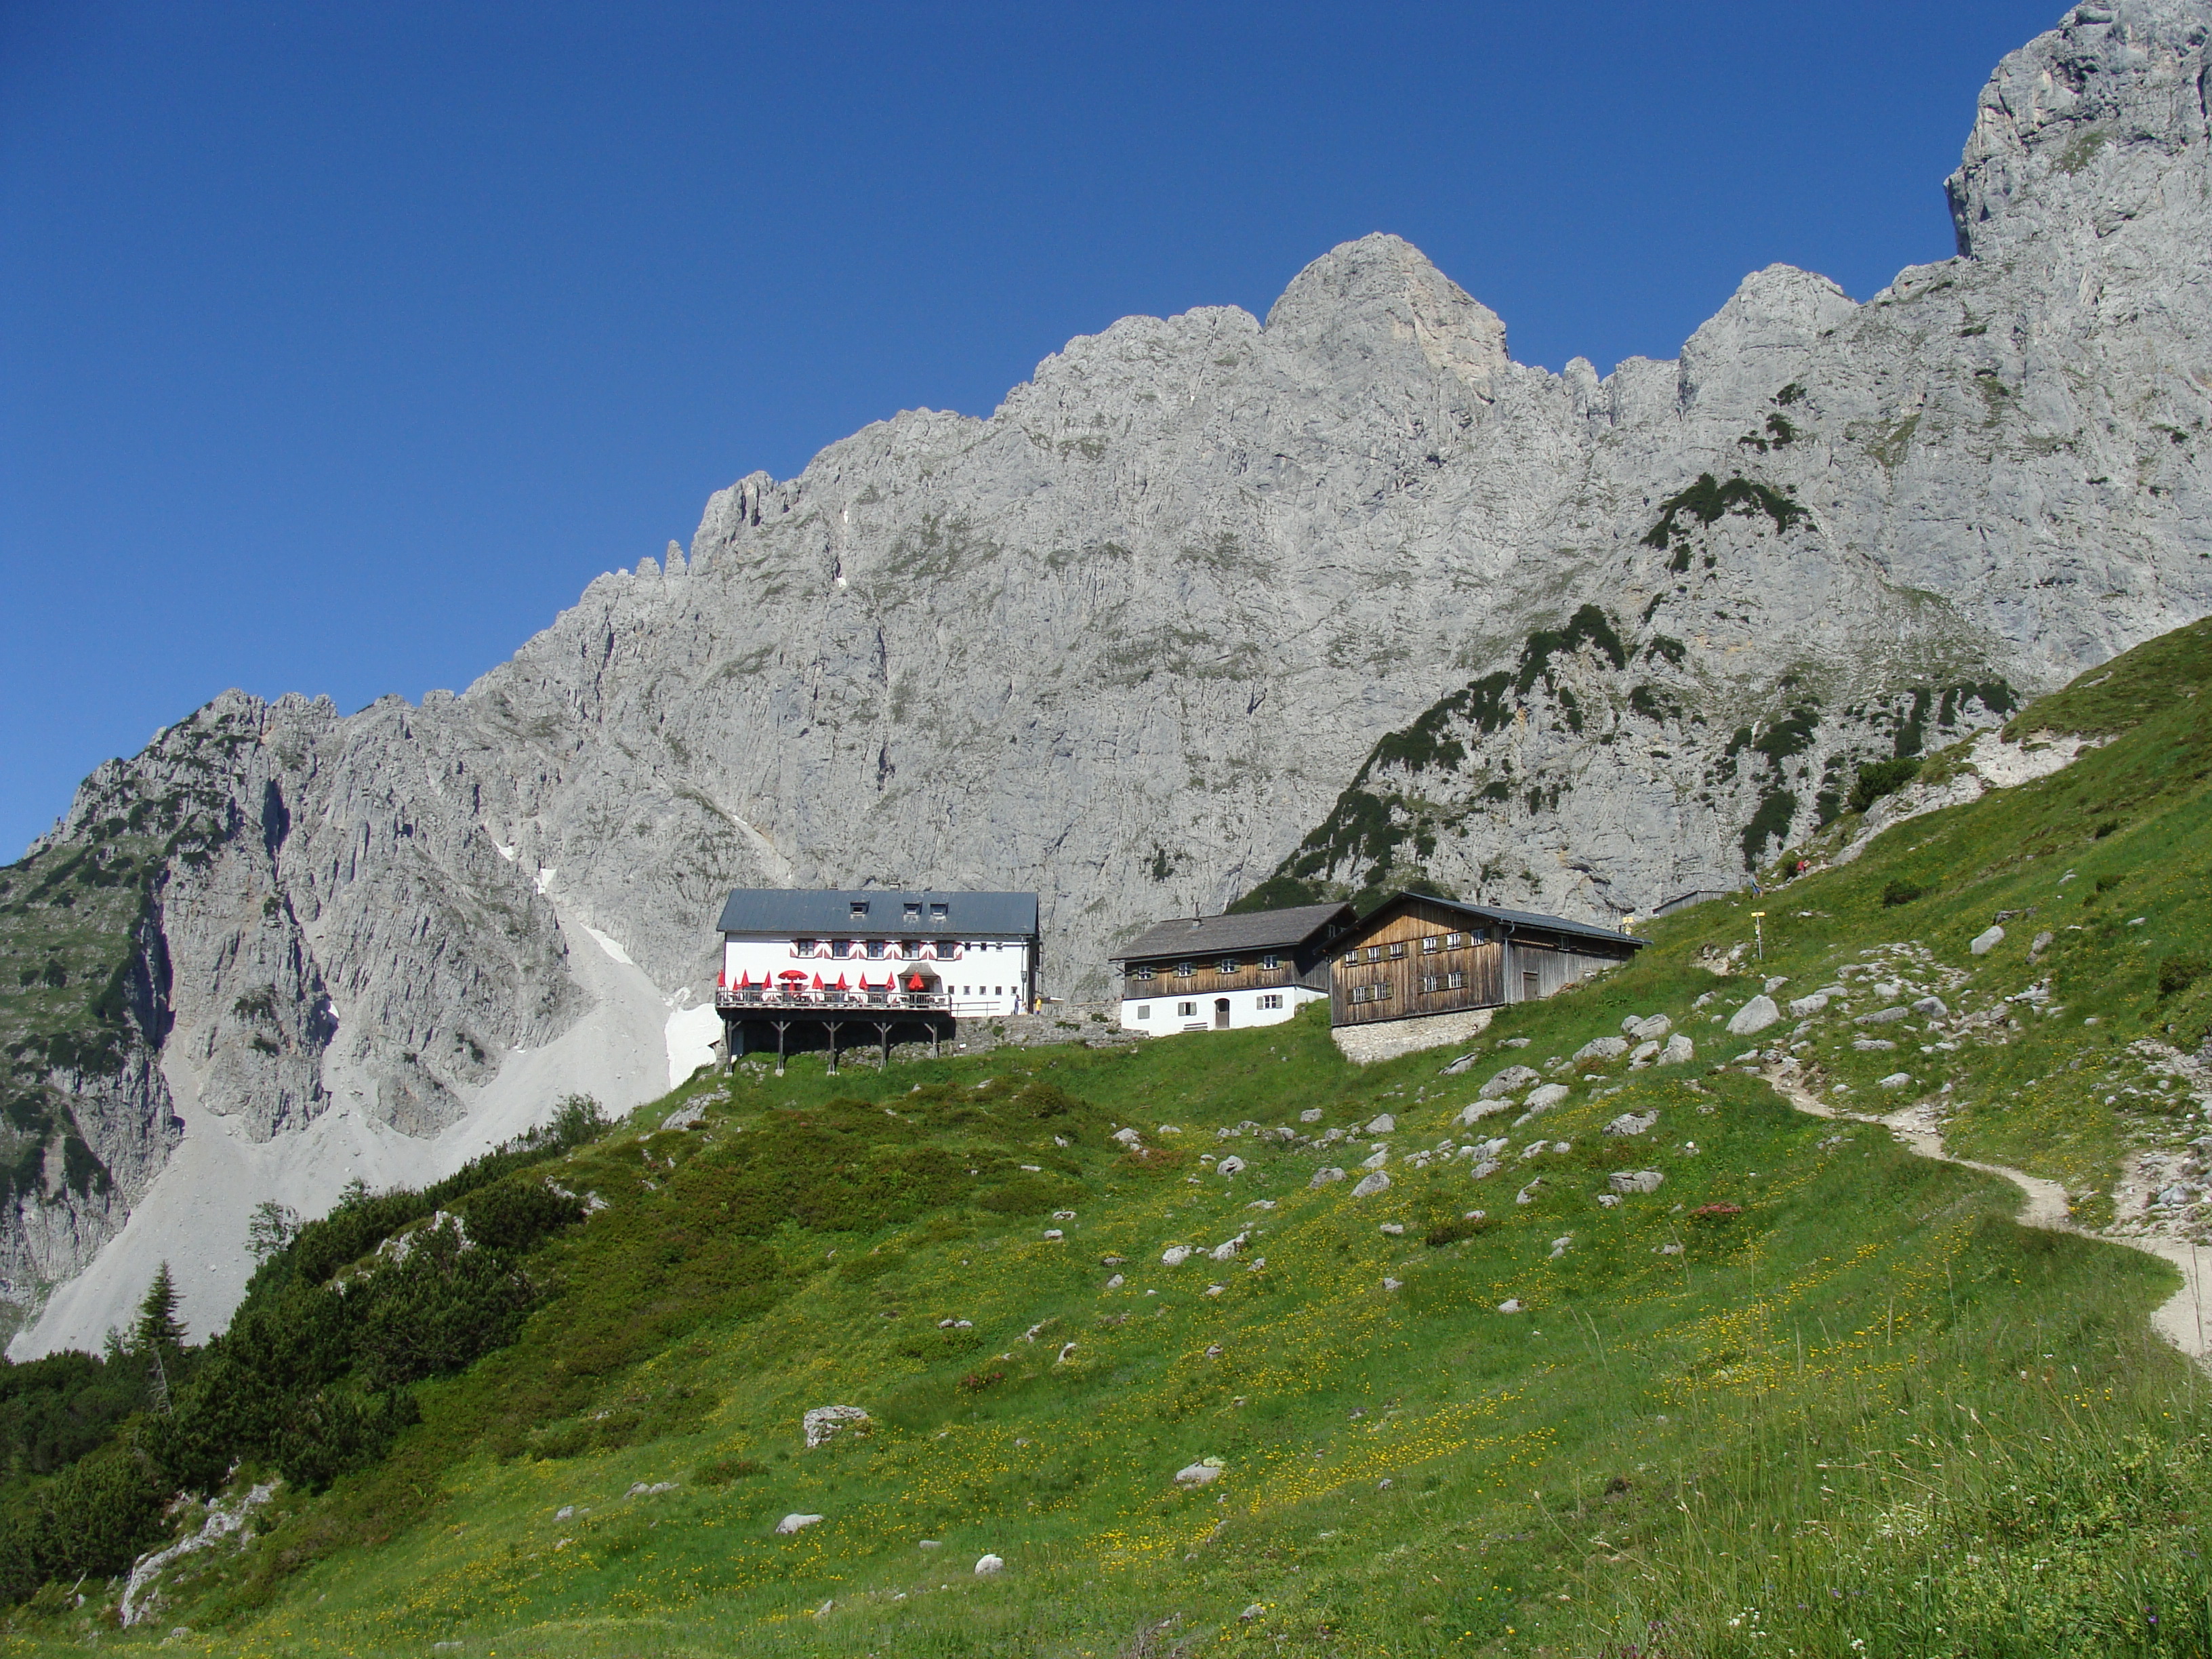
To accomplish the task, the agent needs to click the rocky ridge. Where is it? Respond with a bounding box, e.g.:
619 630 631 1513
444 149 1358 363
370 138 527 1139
1 0 2207 1343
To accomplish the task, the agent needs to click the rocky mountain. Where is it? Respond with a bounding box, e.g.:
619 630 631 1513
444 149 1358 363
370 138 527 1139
2 0 2207 1350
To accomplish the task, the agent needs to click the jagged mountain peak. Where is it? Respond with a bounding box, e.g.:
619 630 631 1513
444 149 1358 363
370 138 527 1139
1947 0 2212 258
1263 231 1511 394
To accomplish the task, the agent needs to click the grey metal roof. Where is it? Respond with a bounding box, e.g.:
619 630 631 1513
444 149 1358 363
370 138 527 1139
1109 903 1356 964
716 889 1038 937
1362 891 1645 951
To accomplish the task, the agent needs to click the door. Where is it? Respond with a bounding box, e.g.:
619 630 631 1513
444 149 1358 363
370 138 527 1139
1214 998 1231 1030
1522 970 1540 1002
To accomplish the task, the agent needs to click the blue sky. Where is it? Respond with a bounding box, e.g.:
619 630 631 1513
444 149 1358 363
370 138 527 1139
1 0 2061 858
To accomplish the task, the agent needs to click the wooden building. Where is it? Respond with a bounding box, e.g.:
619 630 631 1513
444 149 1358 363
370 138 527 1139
1109 902 1355 1034
1329 893 1643 1029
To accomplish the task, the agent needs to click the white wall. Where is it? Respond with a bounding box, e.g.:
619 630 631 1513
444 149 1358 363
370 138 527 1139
1119 983 1323 1035
722 934 1033 1018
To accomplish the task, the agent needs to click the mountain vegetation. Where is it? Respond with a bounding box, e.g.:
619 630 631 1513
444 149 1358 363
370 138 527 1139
0 617 2201 1656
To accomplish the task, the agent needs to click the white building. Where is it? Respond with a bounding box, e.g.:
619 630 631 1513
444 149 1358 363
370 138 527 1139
1109 903 1354 1035
714 889 1040 1033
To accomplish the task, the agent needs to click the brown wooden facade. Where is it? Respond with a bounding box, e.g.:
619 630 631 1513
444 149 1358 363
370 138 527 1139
1329 894 1641 1027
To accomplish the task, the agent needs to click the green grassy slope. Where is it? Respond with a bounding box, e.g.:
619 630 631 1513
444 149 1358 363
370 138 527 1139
5 619 2212 1659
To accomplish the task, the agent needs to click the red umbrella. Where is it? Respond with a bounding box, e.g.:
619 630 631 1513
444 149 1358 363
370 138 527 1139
778 968 806 981
835 975 849 990
811 973 825 990
905 973 926 991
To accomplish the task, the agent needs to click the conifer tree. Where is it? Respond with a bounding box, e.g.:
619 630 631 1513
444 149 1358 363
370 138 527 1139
130 1263 185 1356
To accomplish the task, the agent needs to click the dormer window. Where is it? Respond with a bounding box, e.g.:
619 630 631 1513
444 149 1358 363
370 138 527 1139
930 903 948 921
849 901 868 920
904 902 922 922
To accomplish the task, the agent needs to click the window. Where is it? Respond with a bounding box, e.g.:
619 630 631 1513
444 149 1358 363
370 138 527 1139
904 902 922 921
1217 958 1240 974
1374 982 1392 1001
899 939 919 958
1386 940 1408 960
1174 961 1195 978
866 940 886 960
1420 936 1439 954
1259 954 1281 970
1446 931 1468 949
1446 970 1467 989
849 901 868 920
1136 1004 1151 1019
1132 965 1155 981
930 903 948 921
995 986 1004 996
1417 975 1439 994
1258 994 1283 1010
794 937 817 955
1341 950 1357 966
1177 1001 1195 1017
1362 945 1382 963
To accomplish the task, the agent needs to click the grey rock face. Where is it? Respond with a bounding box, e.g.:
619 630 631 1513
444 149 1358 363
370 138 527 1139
8 1 2212 1335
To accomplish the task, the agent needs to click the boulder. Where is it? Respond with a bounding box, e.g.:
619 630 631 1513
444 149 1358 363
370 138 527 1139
1786 991 1830 1017
1515 1180 1542 1205
1440 1052 1480 1075
1852 1038 1896 1052
1856 1006 1910 1025
1596 1193 1622 1208
802 1406 871 1448
1725 996 1780 1036
1470 1159 1502 1180
777 1513 824 1534
1574 1036 1629 1061
1210 1233 1248 1261
1175 1460 1224 1486
1878 1073 1914 1089
1629 1039 1660 1063
1111 1127 1143 1147
1479 1065 1542 1099
1522 1083 1571 1114
1604 1111 1659 1137
1299 1107 1324 1122
1105 1273 1125 1289
975 1554 1005 1575
1215 1155 1246 1177
1309 1166 1347 1189
1497 1298 1523 1313
1365 1113 1396 1133
1607 1170 1665 1195
1548 1235 1573 1258
1971 925 2005 956
1161 1245 1195 1265
1622 1014 1672 1041
660 1103 705 1130
1360 1147 1389 1170
1660 1033 1694 1065
2030 930 2054 958
1455 1101 1509 1127
1910 996 1948 1018
1351 1171 1391 1197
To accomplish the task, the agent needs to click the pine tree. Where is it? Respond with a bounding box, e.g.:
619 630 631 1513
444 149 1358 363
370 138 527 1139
132 1263 186 1414
130 1262 185 1356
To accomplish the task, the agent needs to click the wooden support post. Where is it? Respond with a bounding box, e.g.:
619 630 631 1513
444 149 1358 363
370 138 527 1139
876 1021 893 1069
774 1021 788 1077
825 1021 841 1075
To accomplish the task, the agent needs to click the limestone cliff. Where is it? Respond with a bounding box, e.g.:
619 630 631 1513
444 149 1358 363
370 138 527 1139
2 0 2207 1347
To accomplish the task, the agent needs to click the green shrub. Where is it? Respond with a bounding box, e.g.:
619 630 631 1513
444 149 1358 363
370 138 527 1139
2159 954 2207 998
1882 879 1927 907
1849 755 1923 813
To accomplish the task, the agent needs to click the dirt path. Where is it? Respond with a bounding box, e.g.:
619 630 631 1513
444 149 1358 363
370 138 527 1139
1766 1069 2212 1366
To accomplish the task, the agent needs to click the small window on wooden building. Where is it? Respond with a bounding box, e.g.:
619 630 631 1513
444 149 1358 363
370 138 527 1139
1446 970 1467 989
1417 975 1439 994
1258 994 1283 1010
1260 954 1281 970
1386 941 1408 960
1174 961 1194 978
1132 965 1155 981
1420 936 1439 954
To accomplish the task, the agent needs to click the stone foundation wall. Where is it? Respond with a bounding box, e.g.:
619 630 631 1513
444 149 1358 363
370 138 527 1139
1331 1006 1495 1065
